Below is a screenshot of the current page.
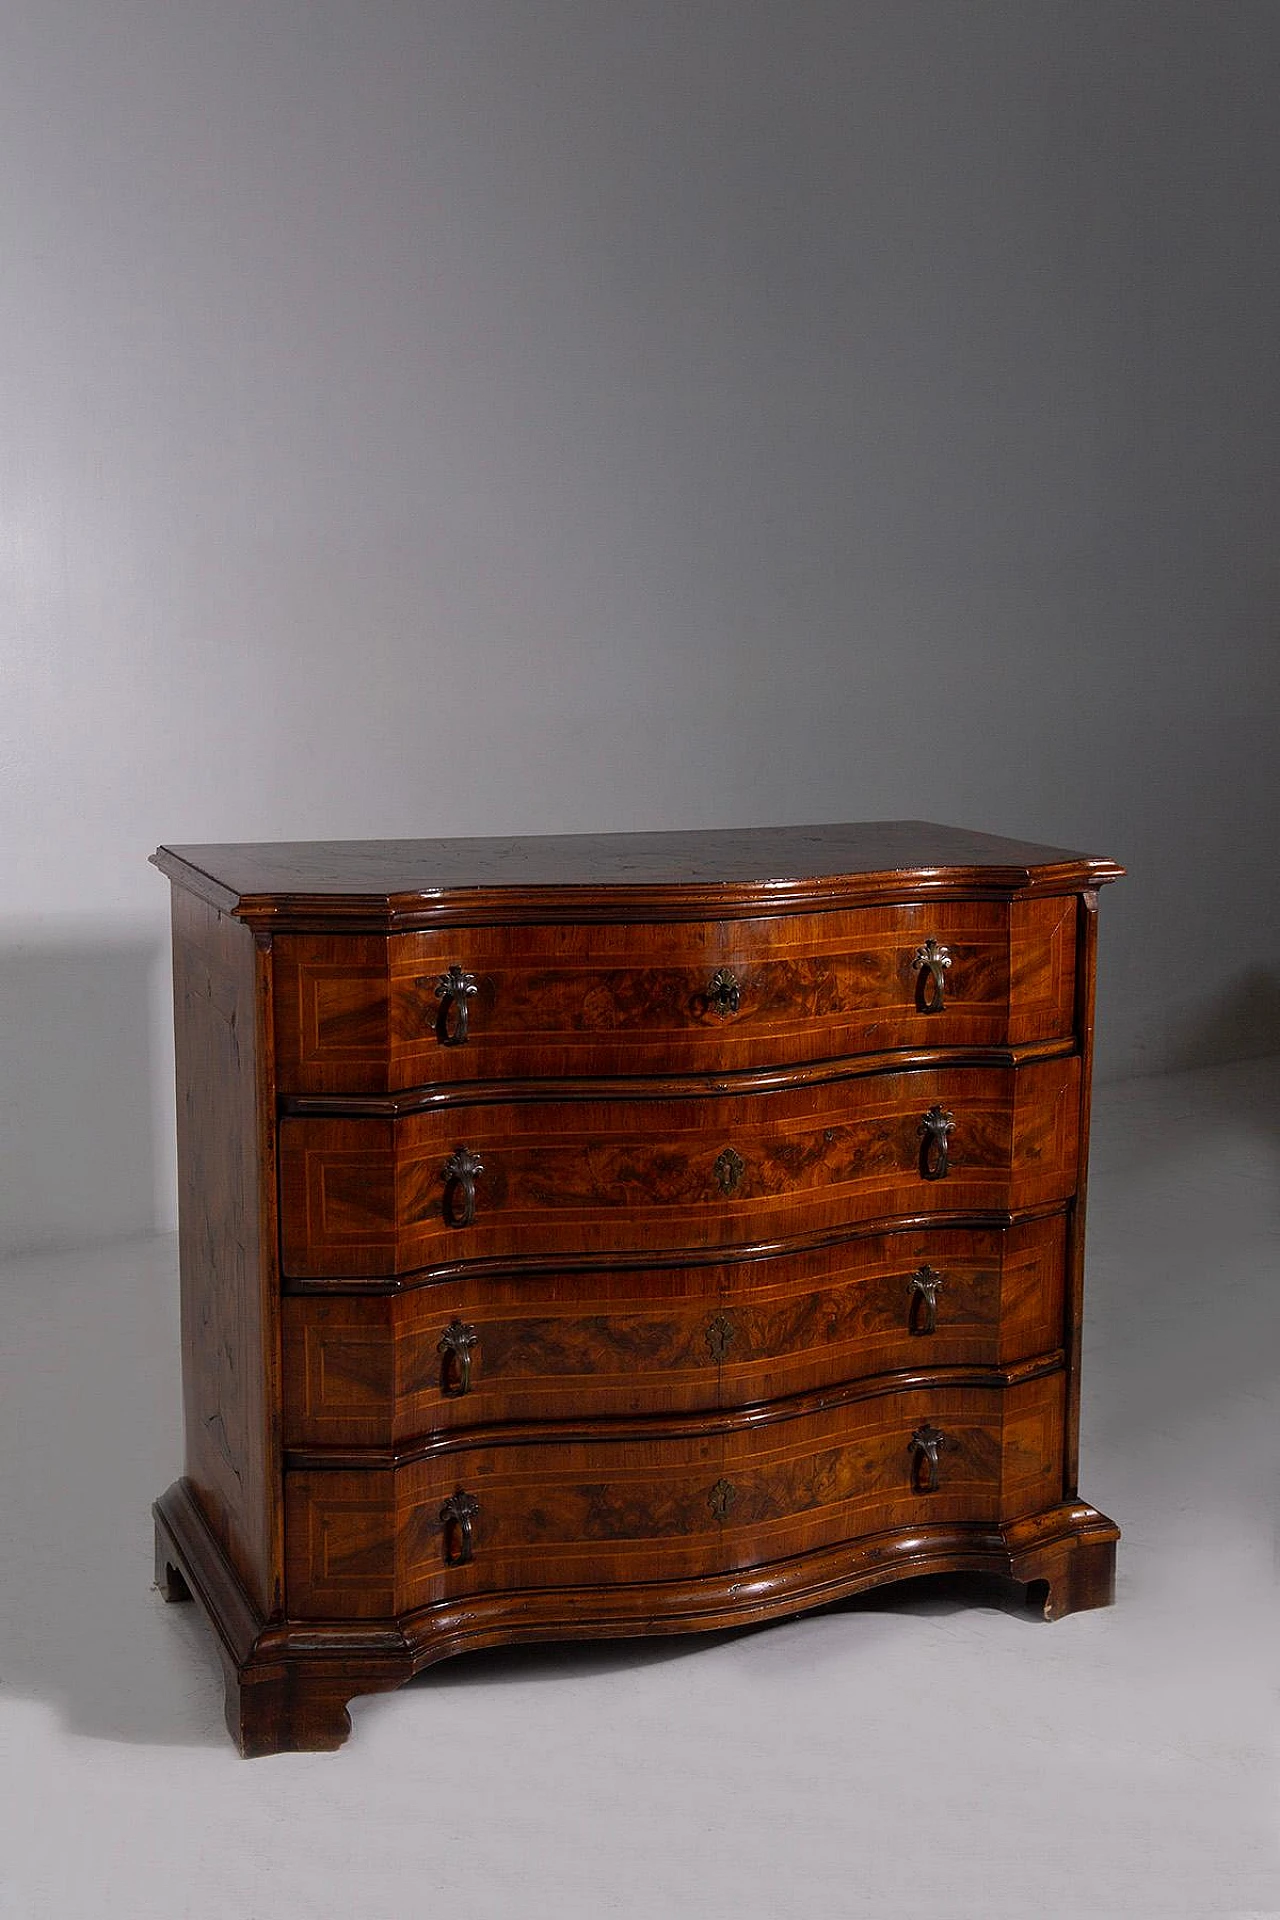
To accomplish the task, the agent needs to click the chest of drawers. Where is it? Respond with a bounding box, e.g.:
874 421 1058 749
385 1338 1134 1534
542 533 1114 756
151 822 1123 1755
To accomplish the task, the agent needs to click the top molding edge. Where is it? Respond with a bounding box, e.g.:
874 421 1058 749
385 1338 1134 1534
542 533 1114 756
151 840 1124 930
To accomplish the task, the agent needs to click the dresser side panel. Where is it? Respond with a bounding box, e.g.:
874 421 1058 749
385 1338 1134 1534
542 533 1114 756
171 887 280 1616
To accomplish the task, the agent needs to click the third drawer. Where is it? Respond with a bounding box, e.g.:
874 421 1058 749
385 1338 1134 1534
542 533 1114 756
281 1212 1067 1447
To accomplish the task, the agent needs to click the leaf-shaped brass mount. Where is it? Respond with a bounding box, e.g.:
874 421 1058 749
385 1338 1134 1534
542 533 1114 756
437 1318 479 1395
908 1424 946 1493
442 1147 484 1227
434 964 479 1045
908 1265 945 1335
911 938 952 1013
918 1105 955 1181
439 1489 480 1564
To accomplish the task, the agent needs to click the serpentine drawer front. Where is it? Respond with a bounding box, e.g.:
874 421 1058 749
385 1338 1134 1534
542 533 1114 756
271 894 1077 1093
282 1370 1064 1619
151 821 1123 1754
280 1213 1068 1446
277 1057 1081 1278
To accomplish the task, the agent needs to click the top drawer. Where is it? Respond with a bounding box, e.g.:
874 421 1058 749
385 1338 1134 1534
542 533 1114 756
272 895 1078 1094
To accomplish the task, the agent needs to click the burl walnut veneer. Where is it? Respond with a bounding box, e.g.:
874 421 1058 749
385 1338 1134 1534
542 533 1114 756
151 822 1123 1755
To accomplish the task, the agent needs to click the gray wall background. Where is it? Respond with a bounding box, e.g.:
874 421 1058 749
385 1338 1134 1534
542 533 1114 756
2 1 1277 1252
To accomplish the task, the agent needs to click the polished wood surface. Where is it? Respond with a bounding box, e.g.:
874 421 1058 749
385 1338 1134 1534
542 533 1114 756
271 893 1076 1092
280 1213 1067 1446
282 1369 1064 1619
153 823 1122 1752
277 1056 1081 1277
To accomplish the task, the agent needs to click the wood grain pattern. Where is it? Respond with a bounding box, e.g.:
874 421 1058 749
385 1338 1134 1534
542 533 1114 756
278 1057 1081 1278
282 1370 1064 1618
1007 894 1078 1045
271 897 1081 1092
169 890 280 1615
154 823 1121 1752
280 1212 1067 1446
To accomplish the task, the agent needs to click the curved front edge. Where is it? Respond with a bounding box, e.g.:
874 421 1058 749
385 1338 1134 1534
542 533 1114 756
156 1479 1118 1754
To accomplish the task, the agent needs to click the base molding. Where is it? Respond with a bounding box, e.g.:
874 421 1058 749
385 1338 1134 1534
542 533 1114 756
154 1478 1119 1756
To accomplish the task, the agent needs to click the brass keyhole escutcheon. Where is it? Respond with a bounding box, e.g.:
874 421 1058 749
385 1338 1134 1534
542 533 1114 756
707 969 741 1018
714 1147 745 1197
708 1478 737 1522
705 1312 737 1362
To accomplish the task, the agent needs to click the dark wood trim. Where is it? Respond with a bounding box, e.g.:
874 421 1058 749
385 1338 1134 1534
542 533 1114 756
157 871 1125 933
282 1352 1066 1469
150 849 243 915
279 1199 1074 1294
278 1037 1077 1118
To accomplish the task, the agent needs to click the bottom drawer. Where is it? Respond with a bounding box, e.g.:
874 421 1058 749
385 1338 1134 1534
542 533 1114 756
283 1370 1064 1619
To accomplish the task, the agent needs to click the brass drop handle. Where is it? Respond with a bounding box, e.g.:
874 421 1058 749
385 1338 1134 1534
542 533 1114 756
438 1318 479 1395
434 965 479 1046
439 1490 479 1566
918 1105 955 1181
908 1265 944 1335
911 938 952 1013
908 1424 946 1493
442 1147 484 1227
707 968 741 1018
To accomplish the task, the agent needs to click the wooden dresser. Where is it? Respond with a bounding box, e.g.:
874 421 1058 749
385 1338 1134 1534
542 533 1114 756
151 823 1123 1755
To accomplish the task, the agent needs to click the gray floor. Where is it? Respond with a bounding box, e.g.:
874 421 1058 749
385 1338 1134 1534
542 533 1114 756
1 1059 1276 1919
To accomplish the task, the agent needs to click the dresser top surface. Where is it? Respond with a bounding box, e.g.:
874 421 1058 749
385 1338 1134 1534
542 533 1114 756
153 822 1122 927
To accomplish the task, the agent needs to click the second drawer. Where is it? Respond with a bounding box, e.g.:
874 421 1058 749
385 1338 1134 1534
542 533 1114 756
282 1214 1067 1447
278 1057 1081 1279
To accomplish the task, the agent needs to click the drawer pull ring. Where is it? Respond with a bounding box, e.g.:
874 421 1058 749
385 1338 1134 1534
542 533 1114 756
708 1478 737 1522
911 938 952 1013
908 1265 944 1335
434 965 479 1046
439 1490 479 1566
908 1424 946 1494
707 969 741 1018
705 1312 737 1362
714 1146 746 1197
442 1147 484 1227
918 1105 955 1180
438 1318 479 1395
